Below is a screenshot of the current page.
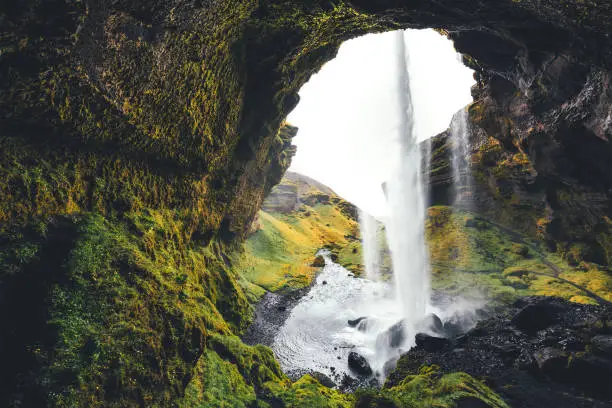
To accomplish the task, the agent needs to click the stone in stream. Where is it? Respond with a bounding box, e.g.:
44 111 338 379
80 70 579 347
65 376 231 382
311 255 326 267
348 317 367 327
421 313 444 334
348 351 372 376
376 320 406 349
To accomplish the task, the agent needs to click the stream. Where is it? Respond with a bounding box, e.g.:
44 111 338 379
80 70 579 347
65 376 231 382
245 251 485 388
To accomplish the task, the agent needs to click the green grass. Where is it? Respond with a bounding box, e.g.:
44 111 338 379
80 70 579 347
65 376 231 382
236 175 364 293
356 365 509 408
427 206 612 305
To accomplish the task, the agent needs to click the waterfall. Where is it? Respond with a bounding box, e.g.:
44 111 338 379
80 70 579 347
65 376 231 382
422 136 432 207
359 210 381 281
450 107 473 207
384 30 430 338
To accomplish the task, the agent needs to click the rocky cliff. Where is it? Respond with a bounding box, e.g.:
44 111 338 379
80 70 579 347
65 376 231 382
2 0 612 406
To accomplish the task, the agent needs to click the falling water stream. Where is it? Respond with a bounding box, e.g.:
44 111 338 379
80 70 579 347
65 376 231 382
450 107 473 206
359 210 381 281
383 30 430 336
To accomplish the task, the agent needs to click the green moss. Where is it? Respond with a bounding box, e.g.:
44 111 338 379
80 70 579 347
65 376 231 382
236 173 364 292
180 349 258 407
426 206 612 305
356 366 508 408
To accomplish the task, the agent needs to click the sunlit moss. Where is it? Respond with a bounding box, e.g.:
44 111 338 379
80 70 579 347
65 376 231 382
356 365 509 408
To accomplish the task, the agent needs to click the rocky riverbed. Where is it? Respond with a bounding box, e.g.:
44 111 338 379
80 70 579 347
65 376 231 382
387 296 612 408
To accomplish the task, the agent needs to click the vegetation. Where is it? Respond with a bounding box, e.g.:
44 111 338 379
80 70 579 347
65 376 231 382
235 172 364 294
2 0 611 406
426 206 612 305
356 365 508 408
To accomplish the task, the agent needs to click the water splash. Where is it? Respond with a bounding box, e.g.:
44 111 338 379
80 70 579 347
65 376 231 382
383 30 430 343
450 107 473 207
359 210 381 281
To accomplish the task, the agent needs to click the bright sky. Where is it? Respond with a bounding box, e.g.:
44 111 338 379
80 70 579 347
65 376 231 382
287 29 475 216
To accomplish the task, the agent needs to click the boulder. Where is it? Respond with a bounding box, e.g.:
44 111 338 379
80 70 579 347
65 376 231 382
415 333 451 352
591 335 612 358
420 313 444 334
348 352 372 376
566 353 612 398
533 347 568 379
348 317 367 327
356 319 369 332
511 300 561 333
376 320 406 349
311 371 336 388
311 255 325 267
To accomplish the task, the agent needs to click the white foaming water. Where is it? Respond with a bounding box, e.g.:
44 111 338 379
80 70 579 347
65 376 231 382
359 210 381 281
450 107 473 206
272 253 402 379
383 30 430 341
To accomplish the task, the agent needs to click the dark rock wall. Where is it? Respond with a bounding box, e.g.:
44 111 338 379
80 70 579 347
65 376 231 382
1 0 612 405
3 0 610 243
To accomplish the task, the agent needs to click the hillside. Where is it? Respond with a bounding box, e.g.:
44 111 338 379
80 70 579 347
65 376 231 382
236 171 364 297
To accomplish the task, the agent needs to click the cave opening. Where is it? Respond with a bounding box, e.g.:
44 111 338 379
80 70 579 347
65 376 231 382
262 29 480 383
287 28 475 217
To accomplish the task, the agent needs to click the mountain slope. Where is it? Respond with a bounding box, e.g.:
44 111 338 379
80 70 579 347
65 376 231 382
236 171 364 295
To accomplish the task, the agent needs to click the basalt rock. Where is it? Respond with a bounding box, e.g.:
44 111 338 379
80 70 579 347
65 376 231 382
591 335 612 358
415 333 451 352
387 297 612 407
377 320 406 349
348 351 372 377
348 316 367 328
421 313 445 335
511 300 563 333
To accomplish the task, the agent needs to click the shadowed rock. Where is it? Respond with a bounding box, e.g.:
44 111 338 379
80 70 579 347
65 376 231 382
511 300 562 333
592 335 612 358
348 352 372 377
415 333 451 352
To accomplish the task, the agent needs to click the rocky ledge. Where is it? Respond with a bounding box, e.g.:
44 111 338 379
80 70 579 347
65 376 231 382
387 297 612 408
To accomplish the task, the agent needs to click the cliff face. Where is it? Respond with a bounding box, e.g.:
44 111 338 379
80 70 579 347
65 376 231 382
426 74 612 266
1 0 612 406
3 0 610 241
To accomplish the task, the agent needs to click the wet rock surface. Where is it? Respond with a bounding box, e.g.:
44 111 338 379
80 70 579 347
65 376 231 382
414 333 452 352
348 351 373 377
242 284 314 347
348 316 367 327
387 297 612 407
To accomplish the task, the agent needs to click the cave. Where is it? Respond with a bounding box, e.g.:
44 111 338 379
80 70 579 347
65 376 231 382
1 1 611 407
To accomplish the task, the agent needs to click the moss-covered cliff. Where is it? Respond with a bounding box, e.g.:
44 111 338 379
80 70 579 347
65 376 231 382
2 0 612 406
